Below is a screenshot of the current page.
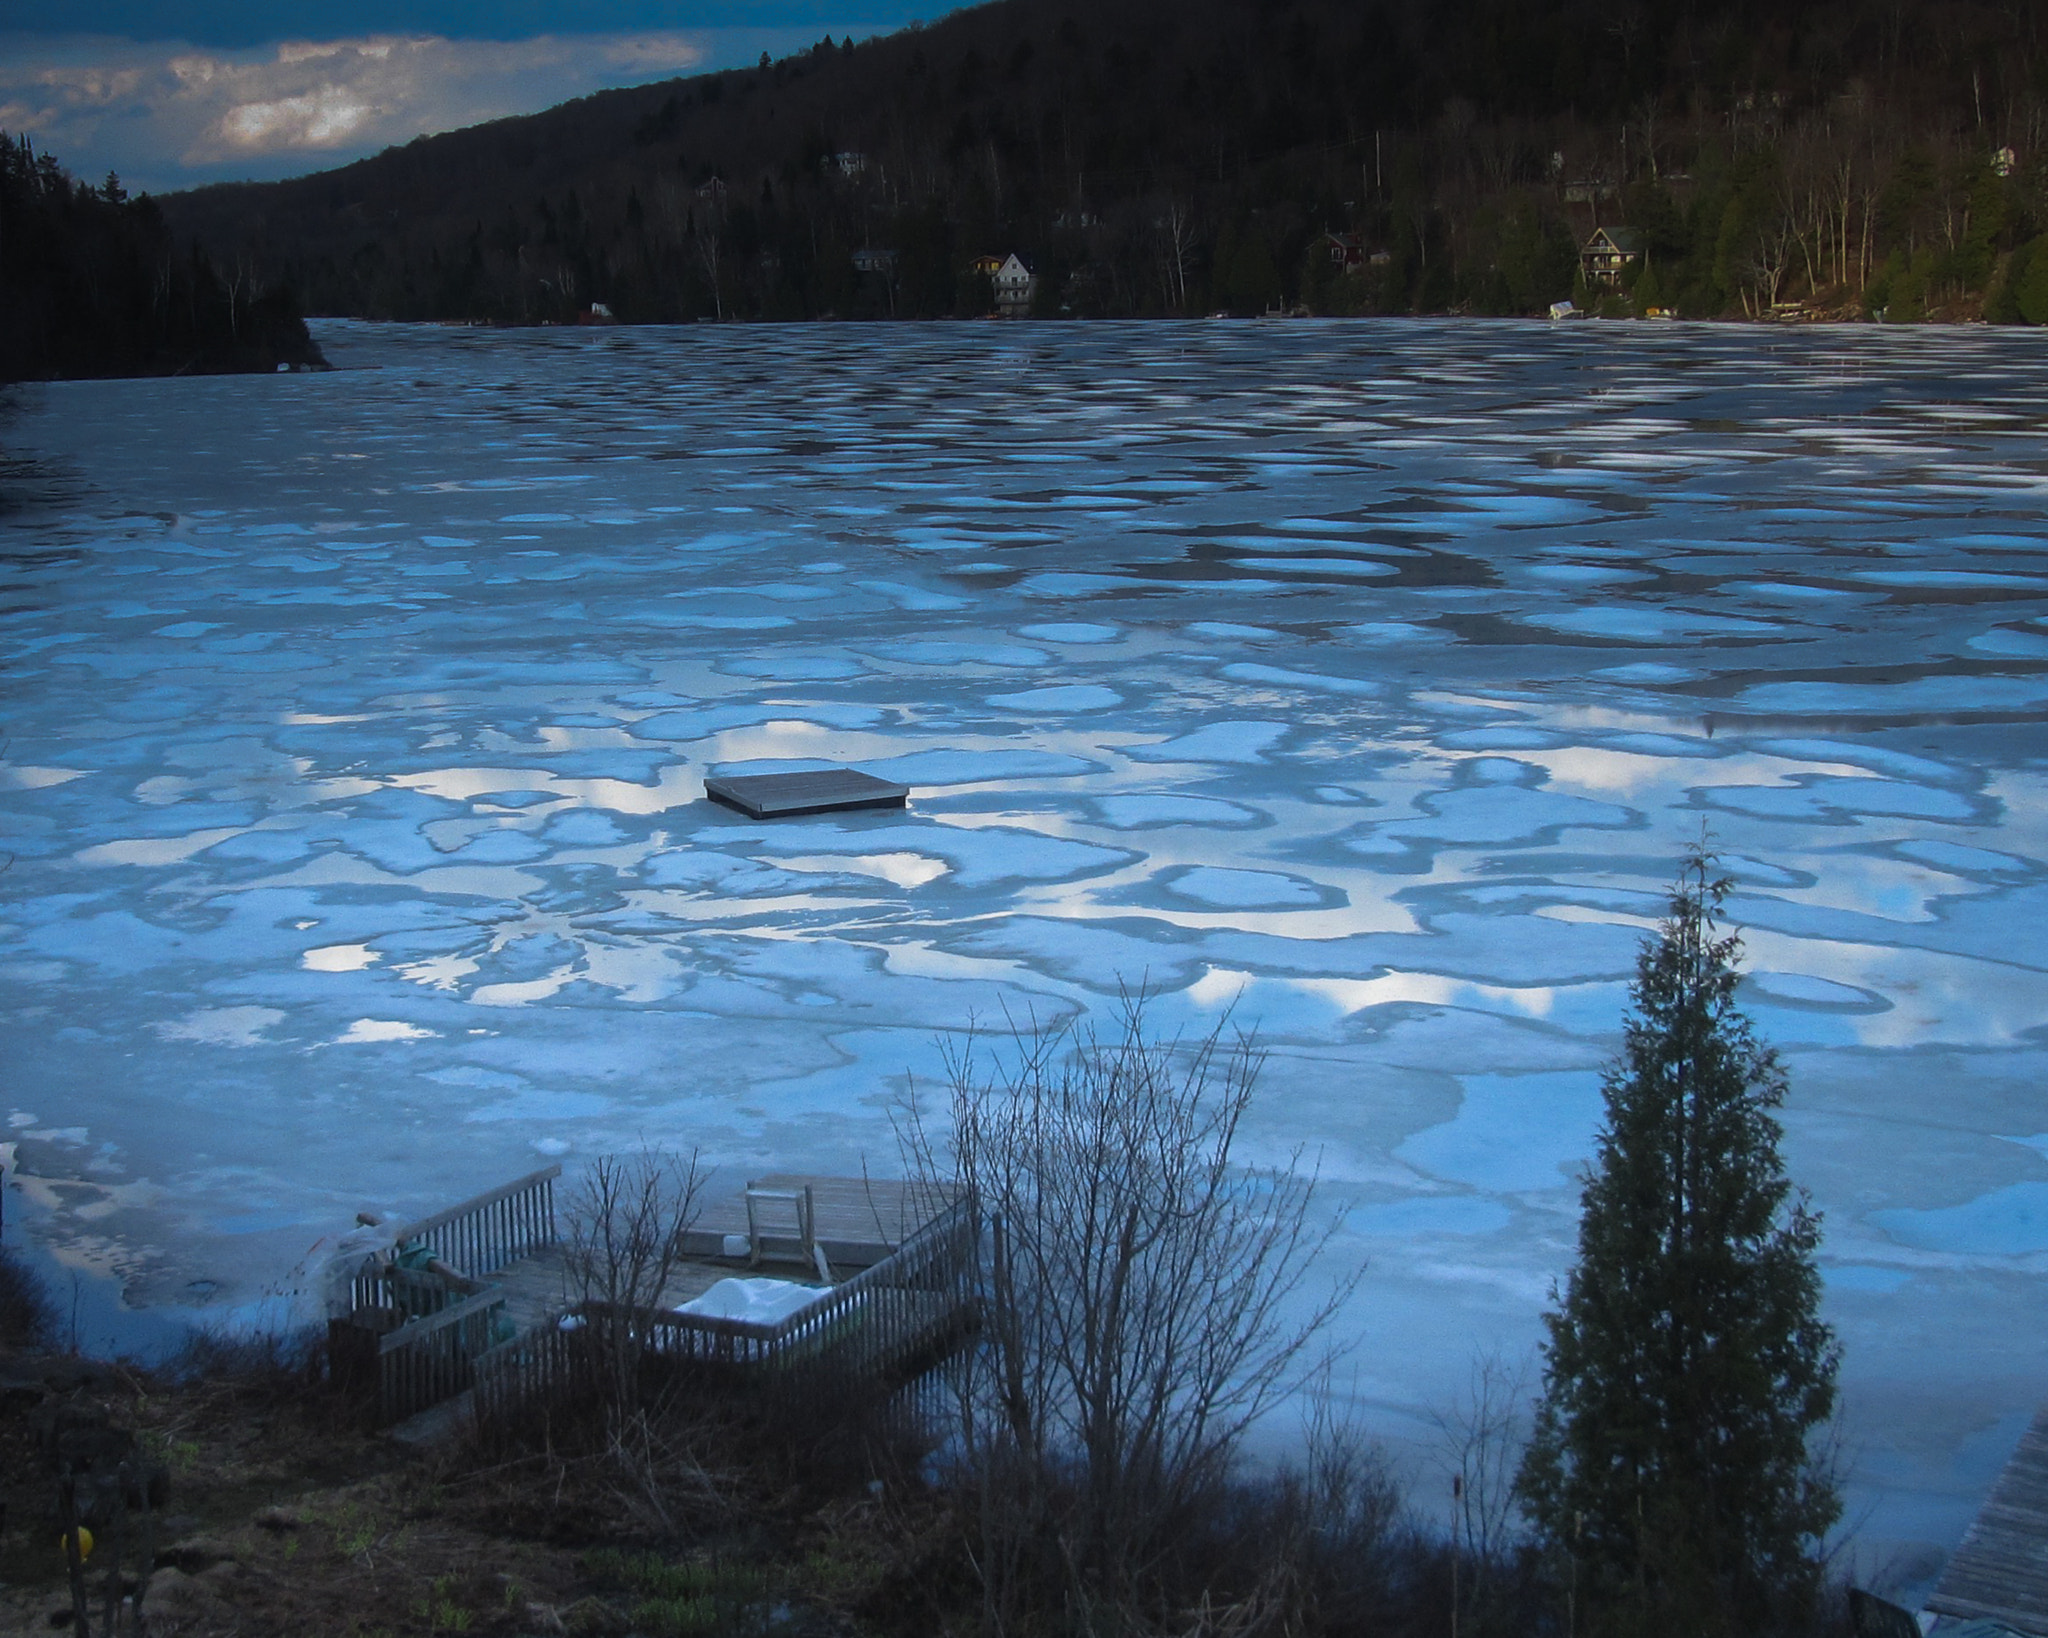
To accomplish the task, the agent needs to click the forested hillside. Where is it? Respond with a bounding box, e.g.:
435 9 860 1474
0 137 324 381
162 0 2048 323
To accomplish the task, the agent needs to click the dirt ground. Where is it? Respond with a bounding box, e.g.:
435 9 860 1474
0 1346 939 1638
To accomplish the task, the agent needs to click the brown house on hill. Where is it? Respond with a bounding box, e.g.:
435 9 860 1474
1324 231 1364 272
1580 226 1645 288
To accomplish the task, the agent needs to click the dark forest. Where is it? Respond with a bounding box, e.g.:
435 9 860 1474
158 0 2048 326
0 137 324 382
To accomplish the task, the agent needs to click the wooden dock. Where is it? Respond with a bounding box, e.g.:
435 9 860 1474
703 767 909 819
330 1163 971 1428
680 1174 958 1268
1929 1396 2048 1631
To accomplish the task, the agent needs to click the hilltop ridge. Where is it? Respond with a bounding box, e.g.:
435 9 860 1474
126 1 2048 323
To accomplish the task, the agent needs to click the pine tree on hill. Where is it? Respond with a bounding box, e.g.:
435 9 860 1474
0 133 322 382
1517 845 1840 1638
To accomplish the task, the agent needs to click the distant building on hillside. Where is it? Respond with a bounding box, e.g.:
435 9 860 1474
993 253 1037 317
830 151 868 178
969 254 1005 277
851 246 897 275
1324 231 1364 272
1580 226 1645 288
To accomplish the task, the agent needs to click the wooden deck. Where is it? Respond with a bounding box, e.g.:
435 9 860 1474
333 1164 971 1427
703 767 909 818
1929 1396 2048 1632
681 1175 959 1269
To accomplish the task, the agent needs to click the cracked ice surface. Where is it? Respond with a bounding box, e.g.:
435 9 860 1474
7 318 2048 1579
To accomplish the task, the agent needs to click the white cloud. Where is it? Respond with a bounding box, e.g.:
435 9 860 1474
174 33 705 163
0 28 777 190
215 82 379 151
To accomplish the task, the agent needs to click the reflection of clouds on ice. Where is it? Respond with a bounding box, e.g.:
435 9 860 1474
1220 662 1384 696
1346 772 1636 859
1396 1071 1604 1194
1163 866 1335 909
1090 793 1263 829
1018 622 1121 643
14 317 2048 1568
1827 1264 1914 1294
1348 1196 1514 1237
155 1007 286 1047
331 1018 436 1044
987 684 1123 712
1745 971 1886 1009
1702 779 1976 824
1876 1185 2048 1255
1531 606 1783 642
736 820 1134 889
1893 839 2034 877
1128 721 1290 764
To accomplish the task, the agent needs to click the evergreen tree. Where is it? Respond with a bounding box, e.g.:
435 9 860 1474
1517 847 1839 1638
0 132 320 380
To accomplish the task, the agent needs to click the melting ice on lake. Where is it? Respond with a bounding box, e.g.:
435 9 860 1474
7 316 2048 1589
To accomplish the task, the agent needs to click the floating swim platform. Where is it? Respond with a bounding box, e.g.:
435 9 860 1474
703 767 909 819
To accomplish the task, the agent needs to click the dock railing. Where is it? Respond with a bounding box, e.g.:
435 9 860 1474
347 1163 560 1313
375 1286 507 1425
474 1196 976 1425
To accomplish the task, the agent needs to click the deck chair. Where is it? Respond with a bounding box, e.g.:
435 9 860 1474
743 1183 835 1283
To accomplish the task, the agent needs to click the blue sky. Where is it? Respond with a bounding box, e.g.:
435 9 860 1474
0 0 926 194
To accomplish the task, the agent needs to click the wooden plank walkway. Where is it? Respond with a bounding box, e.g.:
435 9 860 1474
703 768 909 818
681 1175 960 1269
1929 1396 2048 1632
487 1176 960 1322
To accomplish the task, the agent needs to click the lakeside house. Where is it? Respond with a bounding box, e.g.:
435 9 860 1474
1581 225 1645 288
994 253 1038 317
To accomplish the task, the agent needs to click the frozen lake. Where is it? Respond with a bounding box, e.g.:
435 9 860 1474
6 317 2048 1585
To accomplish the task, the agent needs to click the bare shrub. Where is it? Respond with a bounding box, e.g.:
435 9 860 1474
562 1146 708 1415
900 991 1359 1634
0 1242 57 1350
1433 1351 1534 1638
1187 1390 1405 1636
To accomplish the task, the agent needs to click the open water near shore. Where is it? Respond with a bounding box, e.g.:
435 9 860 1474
6 316 2048 1589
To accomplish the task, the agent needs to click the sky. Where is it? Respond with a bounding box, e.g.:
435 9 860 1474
0 0 928 194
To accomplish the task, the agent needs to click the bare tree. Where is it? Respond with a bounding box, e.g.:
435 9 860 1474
1156 197 1196 312
563 1147 707 1416
900 991 1357 1633
1434 1350 1533 1637
689 204 724 321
